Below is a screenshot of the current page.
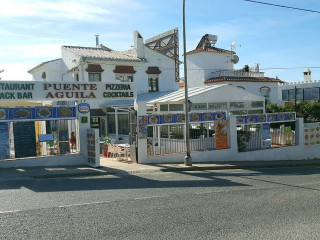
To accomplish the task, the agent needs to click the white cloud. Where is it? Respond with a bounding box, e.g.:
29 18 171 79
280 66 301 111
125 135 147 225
0 44 61 60
0 0 145 23
0 62 34 80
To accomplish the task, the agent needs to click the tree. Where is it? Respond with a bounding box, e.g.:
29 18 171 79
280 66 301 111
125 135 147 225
266 102 320 123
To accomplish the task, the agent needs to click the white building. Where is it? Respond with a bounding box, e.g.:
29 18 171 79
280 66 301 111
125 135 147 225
28 30 179 141
185 34 284 104
279 68 320 104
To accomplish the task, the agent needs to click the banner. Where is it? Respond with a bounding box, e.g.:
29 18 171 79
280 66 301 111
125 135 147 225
261 123 271 148
215 120 228 149
0 106 76 122
0 122 10 159
0 81 136 101
87 128 100 167
303 122 320 147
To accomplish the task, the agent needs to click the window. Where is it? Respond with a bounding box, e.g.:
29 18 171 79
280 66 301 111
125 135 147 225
282 90 289 101
248 109 263 114
89 73 101 82
107 115 116 134
251 101 264 108
191 103 207 111
230 102 246 108
169 104 183 111
208 102 227 110
230 110 247 115
118 114 129 134
116 75 133 82
288 89 295 101
296 88 303 101
90 117 100 128
304 88 319 101
86 64 103 82
160 104 169 111
148 77 159 92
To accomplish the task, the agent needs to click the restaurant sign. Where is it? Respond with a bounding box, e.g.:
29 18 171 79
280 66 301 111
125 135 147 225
0 81 136 101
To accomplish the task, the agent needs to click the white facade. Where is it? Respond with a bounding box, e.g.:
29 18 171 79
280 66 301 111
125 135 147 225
186 51 233 87
185 35 284 104
217 81 281 105
28 59 63 82
28 30 179 140
278 69 320 104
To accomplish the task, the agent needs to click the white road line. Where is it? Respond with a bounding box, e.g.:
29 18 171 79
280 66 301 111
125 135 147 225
133 196 162 200
58 200 111 208
0 210 21 214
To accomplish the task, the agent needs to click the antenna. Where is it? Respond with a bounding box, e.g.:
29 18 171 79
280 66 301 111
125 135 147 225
231 41 241 51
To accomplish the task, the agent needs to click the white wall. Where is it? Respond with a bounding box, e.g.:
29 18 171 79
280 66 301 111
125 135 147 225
31 59 63 82
137 116 320 164
0 154 86 168
187 52 233 88
207 81 280 104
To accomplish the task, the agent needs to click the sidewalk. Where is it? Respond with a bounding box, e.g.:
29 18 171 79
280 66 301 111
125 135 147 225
1 158 320 180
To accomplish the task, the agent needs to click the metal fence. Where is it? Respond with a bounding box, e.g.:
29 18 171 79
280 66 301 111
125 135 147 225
237 124 295 152
147 122 216 156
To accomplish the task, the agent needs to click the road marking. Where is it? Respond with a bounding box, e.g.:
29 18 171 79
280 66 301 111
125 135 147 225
133 196 162 200
58 200 111 208
0 210 21 214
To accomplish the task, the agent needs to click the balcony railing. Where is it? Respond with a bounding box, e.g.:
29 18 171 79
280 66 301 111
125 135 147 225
211 70 264 78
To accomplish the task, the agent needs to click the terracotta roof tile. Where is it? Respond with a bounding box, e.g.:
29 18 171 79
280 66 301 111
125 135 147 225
113 65 136 74
86 64 104 72
204 76 285 84
146 67 161 74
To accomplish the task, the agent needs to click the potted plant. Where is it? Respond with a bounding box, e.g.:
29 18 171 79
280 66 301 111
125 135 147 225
103 136 111 157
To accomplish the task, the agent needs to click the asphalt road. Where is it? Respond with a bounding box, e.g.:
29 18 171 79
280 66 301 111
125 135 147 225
1 167 320 239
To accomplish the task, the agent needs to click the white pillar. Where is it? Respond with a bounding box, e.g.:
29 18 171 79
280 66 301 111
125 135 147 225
115 108 119 141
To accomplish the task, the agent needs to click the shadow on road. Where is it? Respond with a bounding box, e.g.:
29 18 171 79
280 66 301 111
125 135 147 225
0 166 250 192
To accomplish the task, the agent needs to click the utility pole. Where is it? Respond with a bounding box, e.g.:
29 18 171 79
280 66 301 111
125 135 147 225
183 0 192 166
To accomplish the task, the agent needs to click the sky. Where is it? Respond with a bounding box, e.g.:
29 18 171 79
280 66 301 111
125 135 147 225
1 0 320 82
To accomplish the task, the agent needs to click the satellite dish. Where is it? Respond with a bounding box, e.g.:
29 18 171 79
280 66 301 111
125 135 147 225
231 55 239 64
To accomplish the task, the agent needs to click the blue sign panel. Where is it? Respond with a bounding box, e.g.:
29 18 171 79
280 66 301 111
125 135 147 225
148 115 161 125
161 114 174 124
0 108 10 121
190 113 201 122
35 107 54 120
0 107 77 122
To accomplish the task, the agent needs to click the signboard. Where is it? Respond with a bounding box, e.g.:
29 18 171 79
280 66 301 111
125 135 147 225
0 81 136 102
78 103 90 114
303 122 320 147
38 134 54 142
87 128 100 167
13 121 37 158
261 123 271 148
145 111 227 126
0 106 76 122
236 112 296 125
0 122 10 159
215 120 228 149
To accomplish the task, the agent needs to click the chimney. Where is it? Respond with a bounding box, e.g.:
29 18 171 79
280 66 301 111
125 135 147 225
95 35 99 47
303 68 311 83
134 30 145 59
